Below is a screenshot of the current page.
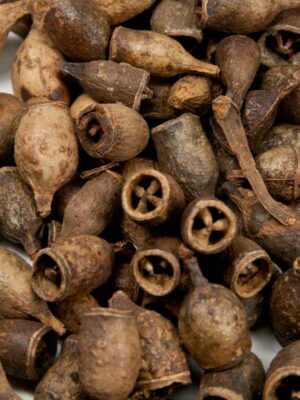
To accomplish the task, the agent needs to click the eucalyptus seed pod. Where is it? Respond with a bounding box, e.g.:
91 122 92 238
0 93 23 164
199 352 265 400
122 169 185 228
52 177 84 221
0 361 21 400
0 167 43 257
150 0 202 47
0 319 57 381
152 113 219 202
241 292 265 329
78 307 142 400
32 235 114 302
131 236 182 297
59 171 123 241
178 252 251 370
35 335 87 400
263 341 300 400
258 124 300 154
61 61 152 110
110 27 220 78
0 0 29 50
0 247 65 335
121 157 159 182
109 291 191 392
44 0 111 62
14 99 78 218
120 214 153 249
141 78 176 120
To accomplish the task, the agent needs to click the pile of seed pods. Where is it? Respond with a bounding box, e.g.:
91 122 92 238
1 0 300 399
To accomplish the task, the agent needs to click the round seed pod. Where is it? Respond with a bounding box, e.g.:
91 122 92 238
0 360 21 400
0 319 57 381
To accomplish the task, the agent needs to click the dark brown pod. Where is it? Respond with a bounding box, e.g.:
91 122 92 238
61 61 152 111
44 0 111 62
0 246 65 335
178 252 251 370
110 27 220 78
32 235 114 302
59 171 123 241
0 360 21 400
141 78 176 120
0 0 29 50
0 319 57 381
131 236 182 296
199 352 265 400
258 124 300 154
78 307 142 400
122 169 185 228
263 340 300 400
35 335 87 400
241 292 265 329
152 113 219 202
52 177 84 222
120 213 153 250
181 198 237 254
0 93 23 163
0 167 43 257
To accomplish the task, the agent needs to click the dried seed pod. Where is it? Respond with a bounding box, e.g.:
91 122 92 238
179 251 251 370
150 0 202 47
0 319 57 381
264 340 300 400
258 124 300 154
241 292 265 329
120 214 153 249
122 169 185 228
110 27 220 78
78 307 142 400
0 167 43 257
0 360 21 400
32 235 114 302
0 246 65 335
0 93 23 164
121 157 159 182
35 335 87 400
62 61 151 110
199 352 265 400
109 291 191 392
59 171 123 241
131 236 182 296
14 99 78 218
0 0 29 50
51 177 84 221
181 198 237 255
152 113 219 202
44 0 111 62
141 78 175 120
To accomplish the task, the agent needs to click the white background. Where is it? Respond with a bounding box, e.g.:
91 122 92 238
0 33 282 399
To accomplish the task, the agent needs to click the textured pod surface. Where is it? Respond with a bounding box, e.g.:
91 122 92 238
52 177 84 222
258 124 300 153
0 360 21 400
141 78 175 120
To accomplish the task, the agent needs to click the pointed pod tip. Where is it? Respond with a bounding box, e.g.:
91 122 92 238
61 62 82 78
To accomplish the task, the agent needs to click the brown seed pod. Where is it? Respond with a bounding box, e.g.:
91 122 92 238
78 307 142 400
120 213 153 250
122 169 185 228
178 251 251 370
44 0 111 62
0 246 65 335
131 236 182 297
0 0 29 50
52 177 84 221
35 335 87 400
62 61 152 111
59 171 123 241
32 235 114 302
0 93 23 164
264 340 300 400
0 167 43 257
181 198 237 255
121 157 159 182
141 78 176 120
0 360 21 400
14 99 79 218
258 124 300 154
241 292 265 329
109 27 220 78
199 352 265 400
0 319 57 381
152 113 219 202
109 291 191 392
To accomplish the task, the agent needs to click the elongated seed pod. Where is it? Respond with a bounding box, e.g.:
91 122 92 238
0 319 57 381
52 177 84 222
0 360 21 400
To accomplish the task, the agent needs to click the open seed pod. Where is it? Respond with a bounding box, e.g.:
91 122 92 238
152 113 219 202
62 61 152 110
78 307 142 400
141 78 176 120
122 169 185 228
0 167 43 257
258 124 300 154
264 341 300 400
35 335 87 400
178 250 251 371
0 246 65 335
44 0 111 62
0 93 23 164
110 27 220 78
58 171 123 241
199 352 265 400
109 291 191 392
32 235 114 302
0 360 21 400
0 319 57 381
